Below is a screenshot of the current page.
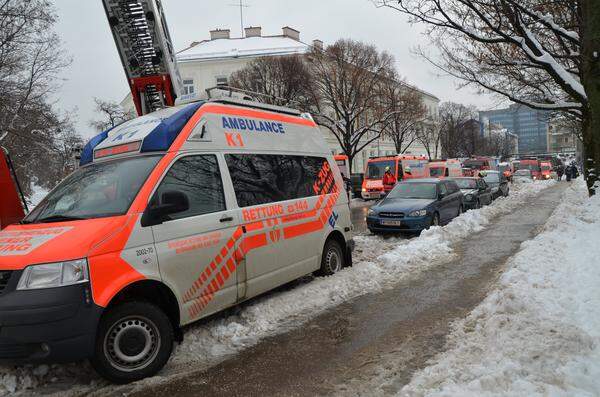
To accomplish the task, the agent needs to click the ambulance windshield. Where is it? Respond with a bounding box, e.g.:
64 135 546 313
24 155 162 223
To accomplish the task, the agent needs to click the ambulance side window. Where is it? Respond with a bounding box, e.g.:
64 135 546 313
154 155 226 219
225 154 327 207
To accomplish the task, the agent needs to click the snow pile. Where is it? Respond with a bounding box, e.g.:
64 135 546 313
400 179 600 396
0 181 554 395
28 184 48 209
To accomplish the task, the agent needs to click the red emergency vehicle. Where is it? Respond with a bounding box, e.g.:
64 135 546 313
540 161 553 180
0 148 26 229
361 155 429 199
333 154 350 180
427 159 463 178
514 158 542 179
462 157 495 177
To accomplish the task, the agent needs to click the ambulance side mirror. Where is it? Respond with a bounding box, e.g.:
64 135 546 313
141 191 190 227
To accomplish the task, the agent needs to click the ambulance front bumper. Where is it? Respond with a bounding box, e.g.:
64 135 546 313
0 269 103 364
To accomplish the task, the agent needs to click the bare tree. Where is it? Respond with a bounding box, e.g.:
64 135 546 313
0 0 80 196
90 98 135 132
415 124 441 159
380 75 427 154
308 39 396 173
229 55 316 108
438 102 478 158
375 0 600 195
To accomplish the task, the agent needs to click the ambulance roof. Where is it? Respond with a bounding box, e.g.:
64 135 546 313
80 100 327 166
80 102 203 166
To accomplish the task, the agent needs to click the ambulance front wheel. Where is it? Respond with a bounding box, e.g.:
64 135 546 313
91 301 174 384
316 238 345 276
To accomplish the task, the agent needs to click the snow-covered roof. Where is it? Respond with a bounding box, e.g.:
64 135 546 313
177 36 310 63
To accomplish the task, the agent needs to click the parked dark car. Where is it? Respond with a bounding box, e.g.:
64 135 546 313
350 173 364 199
482 170 510 199
450 177 493 209
366 179 463 233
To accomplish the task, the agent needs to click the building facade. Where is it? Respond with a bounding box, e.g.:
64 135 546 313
479 104 550 154
121 26 440 173
547 120 582 159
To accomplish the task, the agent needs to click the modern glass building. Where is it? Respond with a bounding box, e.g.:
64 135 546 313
479 104 551 154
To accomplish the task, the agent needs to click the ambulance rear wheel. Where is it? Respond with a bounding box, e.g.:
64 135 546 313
317 239 345 276
91 301 174 384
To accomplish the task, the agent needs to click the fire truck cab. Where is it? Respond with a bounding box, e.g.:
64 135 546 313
462 157 497 177
361 155 429 200
540 161 553 180
515 158 542 180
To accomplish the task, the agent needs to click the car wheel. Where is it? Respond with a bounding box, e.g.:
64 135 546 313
316 238 345 276
91 301 174 384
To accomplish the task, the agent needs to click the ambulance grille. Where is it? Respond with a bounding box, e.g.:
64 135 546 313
0 271 12 294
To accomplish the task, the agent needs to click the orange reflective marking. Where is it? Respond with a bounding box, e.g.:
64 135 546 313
185 160 341 319
245 221 264 232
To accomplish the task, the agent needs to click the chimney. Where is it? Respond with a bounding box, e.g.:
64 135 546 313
244 26 262 38
312 39 323 50
210 29 230 40
282 26 300 41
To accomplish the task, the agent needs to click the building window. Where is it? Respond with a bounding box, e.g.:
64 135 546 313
216 76 228 87
182 79 194 95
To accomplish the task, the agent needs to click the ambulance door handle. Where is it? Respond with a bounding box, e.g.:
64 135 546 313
220 215 234 223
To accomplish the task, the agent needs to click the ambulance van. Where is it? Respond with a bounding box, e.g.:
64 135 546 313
0 97 354 383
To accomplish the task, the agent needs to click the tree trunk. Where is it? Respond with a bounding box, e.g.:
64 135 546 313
581 0 600 195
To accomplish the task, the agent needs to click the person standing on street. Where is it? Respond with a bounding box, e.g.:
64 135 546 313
557 164 564 181
382 166 396 194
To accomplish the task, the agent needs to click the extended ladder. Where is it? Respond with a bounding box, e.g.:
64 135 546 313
102 0 183 115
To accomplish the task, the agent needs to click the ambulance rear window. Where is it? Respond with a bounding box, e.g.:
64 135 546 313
225 154 329 207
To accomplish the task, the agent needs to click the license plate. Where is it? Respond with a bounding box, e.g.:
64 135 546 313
380 219 402 226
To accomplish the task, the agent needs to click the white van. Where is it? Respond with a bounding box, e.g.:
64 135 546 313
0 96 353 382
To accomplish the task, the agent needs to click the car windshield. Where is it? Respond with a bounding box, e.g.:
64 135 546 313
483 173 500 183
453 178 478 189
429 167 444 177
367 160 395 179
515 170 531 176
541 165 552 171
387 183 437 200
24 155 162 223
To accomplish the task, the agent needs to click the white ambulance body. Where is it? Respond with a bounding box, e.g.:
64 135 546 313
0 96 353 382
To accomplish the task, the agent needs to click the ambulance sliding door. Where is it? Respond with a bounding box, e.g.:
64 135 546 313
149 153 240 324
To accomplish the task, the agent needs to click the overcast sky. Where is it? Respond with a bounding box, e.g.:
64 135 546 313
54 0 503 138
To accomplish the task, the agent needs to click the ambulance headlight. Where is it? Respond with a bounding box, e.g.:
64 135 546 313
17 259 89 290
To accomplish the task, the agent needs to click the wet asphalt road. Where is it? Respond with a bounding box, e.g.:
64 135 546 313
126 184 566 397
350 200 372 234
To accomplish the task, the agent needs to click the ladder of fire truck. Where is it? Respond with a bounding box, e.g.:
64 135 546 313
101 0 183 116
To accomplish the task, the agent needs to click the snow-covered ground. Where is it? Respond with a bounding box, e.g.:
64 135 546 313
399 179 600 396
0 181 556 396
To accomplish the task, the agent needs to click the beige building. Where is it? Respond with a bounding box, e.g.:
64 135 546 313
547 120 582 157
122 26 440 173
